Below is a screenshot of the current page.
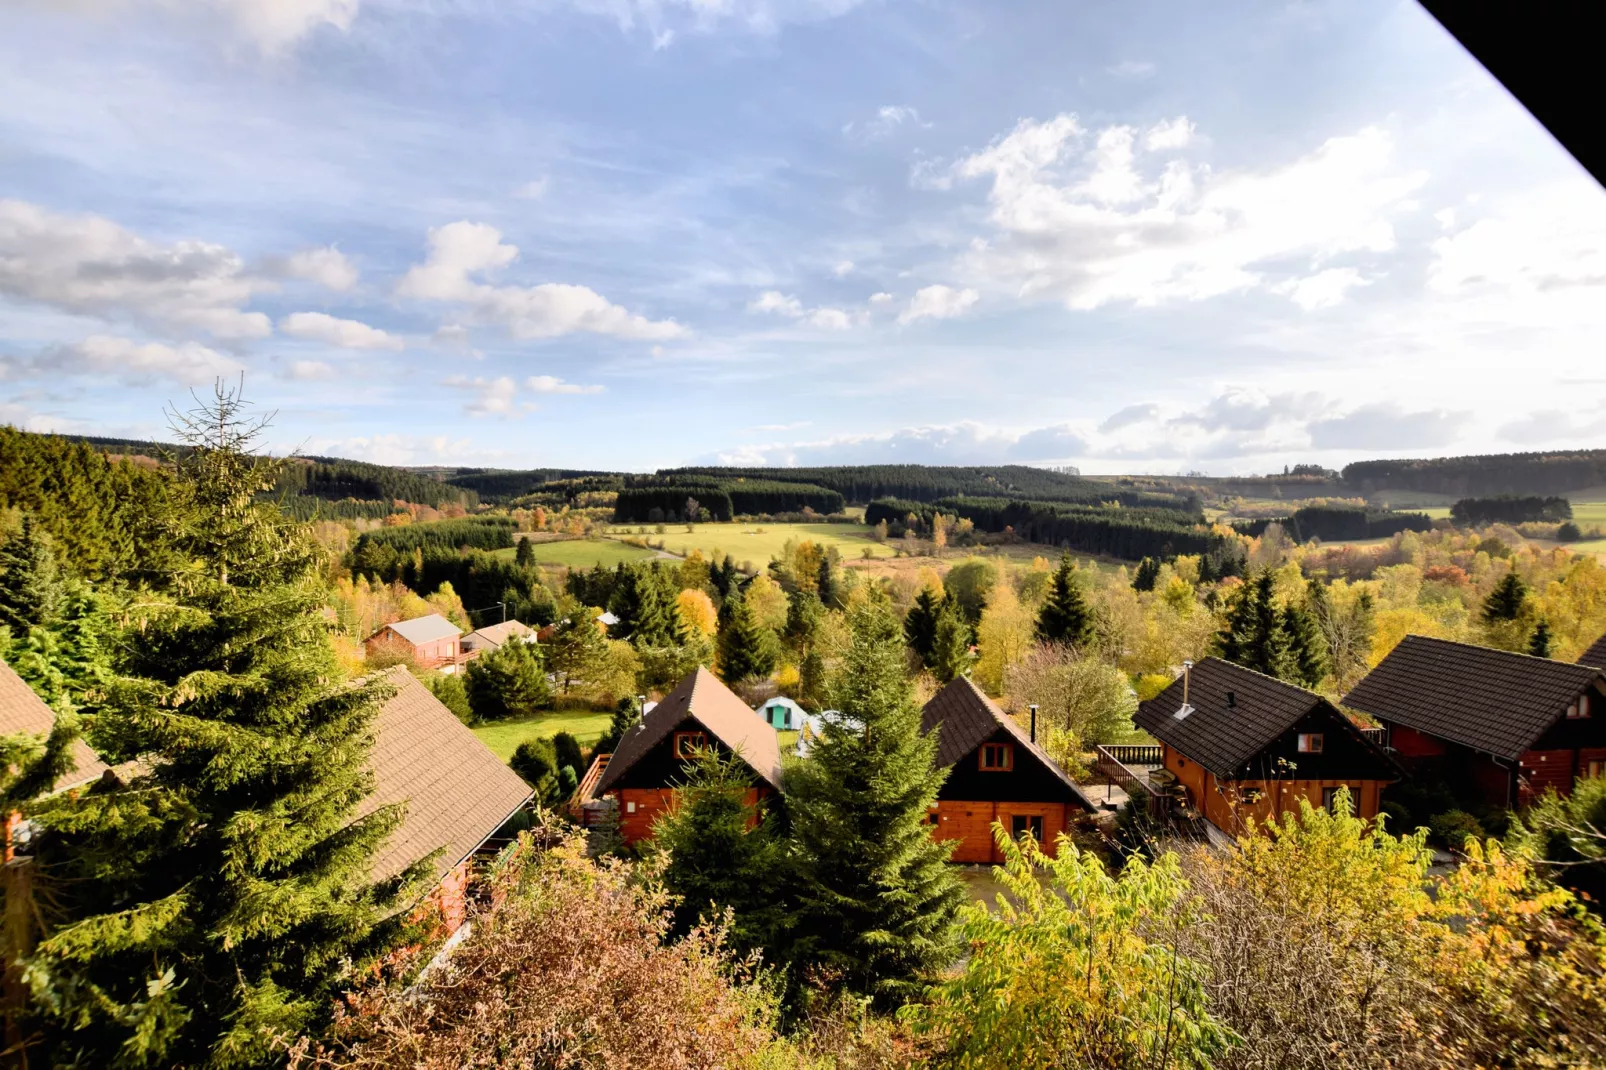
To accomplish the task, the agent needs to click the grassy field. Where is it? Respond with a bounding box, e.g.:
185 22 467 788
1571 500 1606 527
471 709 614 761
491 539 659 568
603 522 895 568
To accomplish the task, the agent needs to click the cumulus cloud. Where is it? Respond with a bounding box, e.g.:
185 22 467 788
287 359 335 380
0 198 270 339
398 220 684 340
948 116 1425 311
807 308 852 330
279 311 403 350
847 105 930 139
527 374 604 395
13 334 243 385
1307 403 1468 450
898 284 978 324
1497 407 1606 446
275 246 358 291
303 433 490 466
869 292 894 305
443 374 521 417
833 260 855 277
1274 267 1373 311
748 290 804 317
1098 403 1161 433
1428 186 1606 297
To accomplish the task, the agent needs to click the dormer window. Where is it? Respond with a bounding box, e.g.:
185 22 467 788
1568 695 1591 719
1297 733 1324 754
979 742 1014 772
674 731 707 758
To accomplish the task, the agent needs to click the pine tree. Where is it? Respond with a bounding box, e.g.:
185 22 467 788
1035 553 1093 647
593 695 643 758
783 597 965 1006
550 731 585 784
464 637 551 721
1132 556 1161 593
716 589 779 684
547 611 608 693
514 535 534 567
931 597 973 683
1483 571 1528 623
26 384 410 1068
816 555 841 610
1528 618 1554 659
427 671 474 723
1214 571 1297 682
510 738 562 805
904 587 941 667
0 515 65 633
783 590 823 658
1282 599 1329 689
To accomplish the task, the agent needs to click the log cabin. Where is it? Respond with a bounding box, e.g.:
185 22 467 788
1581 632 1606 671
364 614 465 672
1135 658 1399 838
591 667 782 845
0 658 111 860
920 677 1096 863
1343 635 1606 810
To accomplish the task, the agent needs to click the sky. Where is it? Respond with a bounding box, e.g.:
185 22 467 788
2 0 1604 475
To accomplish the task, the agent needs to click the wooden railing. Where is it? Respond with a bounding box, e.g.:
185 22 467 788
1100 744 1163 767
1359 726 1386 745
569 752 611 817
1094 745 1159 800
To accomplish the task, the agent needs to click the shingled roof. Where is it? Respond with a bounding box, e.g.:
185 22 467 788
0 658 109 792
375 614 461 646
1136 657 1384 778
595 667 782 795
921 676 1096 810
1342 635 1605 761
359 668 533 884
1580 633 1606 671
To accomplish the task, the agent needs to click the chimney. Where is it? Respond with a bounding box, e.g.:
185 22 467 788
1028 704 1038 743
1226 690 1237 709
1174 660 1196 721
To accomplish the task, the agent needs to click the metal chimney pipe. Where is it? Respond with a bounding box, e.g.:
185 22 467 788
1182 660 1193 709
1028 704 1038 743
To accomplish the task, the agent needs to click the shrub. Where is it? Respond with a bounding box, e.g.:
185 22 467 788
1429 809 1485 851
1558 521 1583 542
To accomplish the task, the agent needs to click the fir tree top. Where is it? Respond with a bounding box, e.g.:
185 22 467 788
1035 553 1094 647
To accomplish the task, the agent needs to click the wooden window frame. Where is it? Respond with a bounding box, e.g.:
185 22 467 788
979 742 1014 772
1568 695 1591 719
1010 813 1044 843
674 731 708 759
1298 733 1324 754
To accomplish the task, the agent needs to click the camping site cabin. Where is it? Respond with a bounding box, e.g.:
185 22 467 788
591 667 782 845
920 676 1096 863
1135 658 1399 838
1343 634 1606 810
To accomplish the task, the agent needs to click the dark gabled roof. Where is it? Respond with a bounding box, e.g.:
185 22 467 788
595 667 782 795
0 658 109 792
1136 657 1381 779
358 668 533 884
921 676 1096 811
1580 633 1606 671
1342 635 1605 761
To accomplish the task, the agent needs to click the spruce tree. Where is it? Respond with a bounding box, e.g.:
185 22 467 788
427 671 474 723
1132 556 1161 593
26 384 410 1068
1528 618 1554 659
783 590 823 658
510 738 562 805
0 515 65 634
1483 571 1528 623
593 695 643 758
1035 553 1094 647
903 587 941 666
547 609 609 693
783 596 965 1006
1215 571 1296 682
1282 599 1329 689
514 535 535 567
816 555 841 610
716 589 779 683
464 638 551 721
931 597 973 683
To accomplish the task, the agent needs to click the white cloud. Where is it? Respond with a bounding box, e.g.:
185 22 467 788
1308 403 1468 450
1497 407 1606 446
514 178 549 200
287 359 335 380
833 260 855 277
0 198 271 339
748 290 804 317
950 116 1426 311
1107 59 1155 78
551 0 871 43
898 284 978 324
397 221 684 341
869 291 894 305
45 0 359 52
303 433 489 466
807 307 852 330
279 246 358 291
1427 186 1606 297
443 374 521 417
527 374 604 395
280 311 404 350
1143 117 1195 152
848 104 931 140
1274 267 1373 311
20 334 243 385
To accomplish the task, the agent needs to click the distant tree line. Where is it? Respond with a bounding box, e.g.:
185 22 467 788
663 463 1187 508
613 479 845 522
445 468 619 503
273 457 476 509
866 496 1225 561
1450 495 1572 526
1343 449 1606 497
1232 505 1434 543
273 496 401 521
350 516 518 560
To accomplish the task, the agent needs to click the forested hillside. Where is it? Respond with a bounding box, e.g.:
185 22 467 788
664 463 1185 507
1343 450 1606 497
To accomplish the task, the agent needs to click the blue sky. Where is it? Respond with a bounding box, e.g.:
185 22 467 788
3 0 1603 474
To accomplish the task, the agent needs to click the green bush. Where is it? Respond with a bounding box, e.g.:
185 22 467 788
1429 809 1485 851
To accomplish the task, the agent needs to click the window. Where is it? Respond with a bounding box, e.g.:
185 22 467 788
979 742 1014 771
1298 733 1324 754
1587 759 1605 779
674 731 707 758
1010 813 1044 843
1321 786 1339 813
1569 695 1592 719
926 808 941 826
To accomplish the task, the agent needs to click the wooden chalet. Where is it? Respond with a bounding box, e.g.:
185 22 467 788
460 619 535 657
1136 658 1399 837
1581 632 1606 671
591 667 782 845
1343 635 1606 809
365 613 465 672
1 658 112 860
920 677 1095 863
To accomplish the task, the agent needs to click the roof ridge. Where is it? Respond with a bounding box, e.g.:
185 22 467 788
1182 655 1324 700
1402 633 1601 670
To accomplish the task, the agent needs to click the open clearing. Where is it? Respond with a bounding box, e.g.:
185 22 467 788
471 709 613 761
491 539 658 568
603 522 896 568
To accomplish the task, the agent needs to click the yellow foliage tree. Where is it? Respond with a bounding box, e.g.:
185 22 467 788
744 573 789 633
676 588 718 637
973 578 1034 695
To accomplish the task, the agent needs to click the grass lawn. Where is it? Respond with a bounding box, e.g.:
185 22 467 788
471 709 614 762
490 539 659 569
1570 500 1606 527
603 522 895 569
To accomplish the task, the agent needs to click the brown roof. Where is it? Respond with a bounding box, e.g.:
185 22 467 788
595 667 782 795
461 619 534 653
359 668 533 883
1580 633 1606 670
0 658 109 792
1136 657 1391 779
1342 635 1605 760
921 676 1096 810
